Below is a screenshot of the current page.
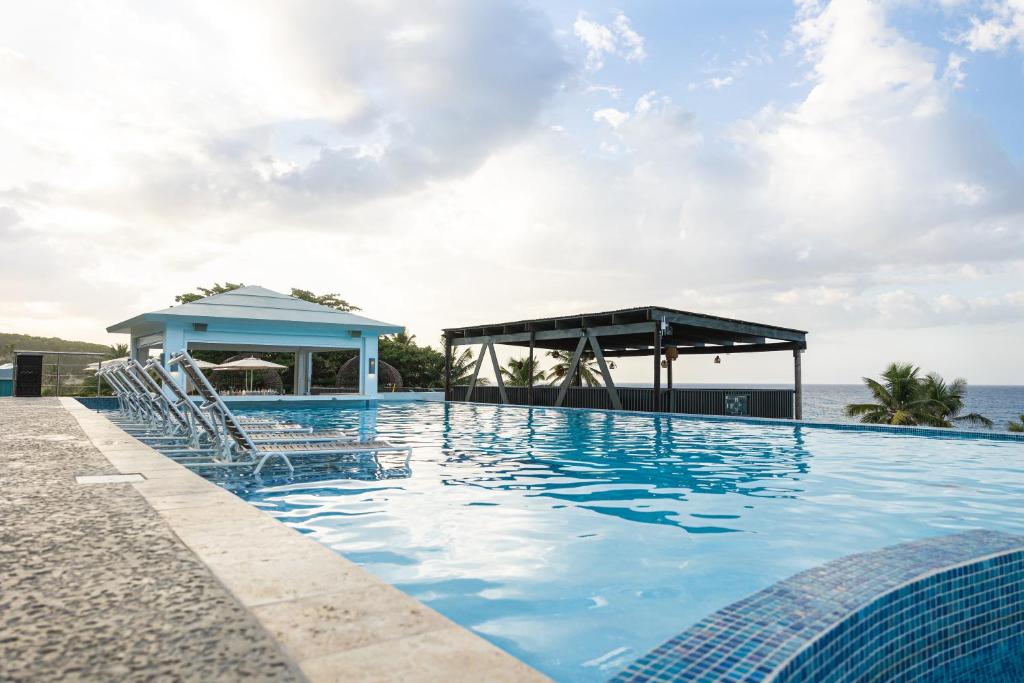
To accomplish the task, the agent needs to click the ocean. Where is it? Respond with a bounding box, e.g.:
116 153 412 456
626 384 1024 432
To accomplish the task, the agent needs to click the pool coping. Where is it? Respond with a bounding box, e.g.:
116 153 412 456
60 398 549 683
449 399 1024 442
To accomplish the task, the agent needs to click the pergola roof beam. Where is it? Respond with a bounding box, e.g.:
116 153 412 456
677 341 806 355
652 309 805 343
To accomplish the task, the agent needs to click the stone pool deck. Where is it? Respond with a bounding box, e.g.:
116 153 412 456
0 397 546 682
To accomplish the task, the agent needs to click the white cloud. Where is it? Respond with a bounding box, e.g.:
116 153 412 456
584 84 623 99
593 108 630 129
942 51 967 88
1 0 1023 384
573 11 647 70
958 0 1024 52
688 75 735 91
612 13 647 62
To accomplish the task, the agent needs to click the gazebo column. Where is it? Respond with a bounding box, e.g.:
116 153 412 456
443 335 452 401
652 323 662 412
527 331 535 406
293 350 313 396
161 324 187 391
666 349 674 413
793 348 803 420
363 336 379 396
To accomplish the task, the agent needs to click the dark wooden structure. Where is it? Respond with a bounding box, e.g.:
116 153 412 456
13 353 43 397
442 306 808 420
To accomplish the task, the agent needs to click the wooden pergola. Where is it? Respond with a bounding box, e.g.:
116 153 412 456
443 306 808 418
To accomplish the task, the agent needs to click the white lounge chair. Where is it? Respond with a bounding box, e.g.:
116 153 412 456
169 351 410 475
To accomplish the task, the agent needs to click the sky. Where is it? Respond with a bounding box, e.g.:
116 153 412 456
1 0 1023 384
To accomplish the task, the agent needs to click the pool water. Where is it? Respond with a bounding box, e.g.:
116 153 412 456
214 402 1024 682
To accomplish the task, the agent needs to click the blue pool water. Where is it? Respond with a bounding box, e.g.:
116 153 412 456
214 402 1024 682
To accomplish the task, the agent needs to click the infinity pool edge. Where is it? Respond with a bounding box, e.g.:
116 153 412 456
60 398 550 683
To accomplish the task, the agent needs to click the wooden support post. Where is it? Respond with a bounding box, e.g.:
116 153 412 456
587 332 622 411
488 341 509 404
555 336 588 407
465 340 489 402
528 331 535 406
667 352 673 413
443 335 452 401
652 323 662 412
793 348 803 420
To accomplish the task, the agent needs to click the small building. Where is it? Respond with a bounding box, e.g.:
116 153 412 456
0 362 12 397
107 286 403 398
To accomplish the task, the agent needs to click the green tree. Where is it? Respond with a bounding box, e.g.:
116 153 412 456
289 288 360 312
174 282 244 304
379 334 444 388
501 356 547 386
845 362 991 428
1009 416 1024 433
917 373 992 428
448 347 489 386
546 349 615 387
174 283 361 312
107 343 129 359
845 363 933 425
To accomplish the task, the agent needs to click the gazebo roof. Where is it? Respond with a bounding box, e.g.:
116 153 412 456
443 305 805 355
108 286 403 334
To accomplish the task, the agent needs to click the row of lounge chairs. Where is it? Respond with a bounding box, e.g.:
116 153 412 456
97 351 411 476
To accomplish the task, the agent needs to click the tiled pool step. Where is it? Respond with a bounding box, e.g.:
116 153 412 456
611 529 1024 683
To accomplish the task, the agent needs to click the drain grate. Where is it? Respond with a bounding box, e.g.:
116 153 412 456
75 473 146 484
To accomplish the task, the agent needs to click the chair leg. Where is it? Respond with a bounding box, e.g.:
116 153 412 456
254 452 294 477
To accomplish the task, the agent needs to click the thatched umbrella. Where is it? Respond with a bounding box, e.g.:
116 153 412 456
336 356 402 390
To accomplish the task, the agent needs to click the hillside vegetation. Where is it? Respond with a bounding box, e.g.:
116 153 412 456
0 333 110 362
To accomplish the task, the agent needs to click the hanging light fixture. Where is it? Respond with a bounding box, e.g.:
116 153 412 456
714 355 721 364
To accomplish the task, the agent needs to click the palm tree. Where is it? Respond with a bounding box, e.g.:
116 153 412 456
844 362 933 425
1007 416 1023 433
546 349 615 387
449 347 488 385
393 332 417 346
500 356 547 387
107 343 129 359
917 373 992 428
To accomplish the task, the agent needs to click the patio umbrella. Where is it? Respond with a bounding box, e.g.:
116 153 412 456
84 356 129 372
192 358 218 370
213 356 287 393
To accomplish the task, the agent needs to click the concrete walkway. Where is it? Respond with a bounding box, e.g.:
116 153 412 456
0 398 302 681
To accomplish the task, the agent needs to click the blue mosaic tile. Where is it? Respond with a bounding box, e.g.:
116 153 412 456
609 530 1024 683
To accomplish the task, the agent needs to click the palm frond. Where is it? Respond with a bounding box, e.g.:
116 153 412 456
951 412 993 428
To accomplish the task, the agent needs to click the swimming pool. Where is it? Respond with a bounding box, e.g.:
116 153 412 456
211 402 1024 682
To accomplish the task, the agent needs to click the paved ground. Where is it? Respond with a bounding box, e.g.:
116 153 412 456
0 398 302 682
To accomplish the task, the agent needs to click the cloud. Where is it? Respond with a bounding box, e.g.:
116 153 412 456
957 0 1024 52
593 108 630 129
0 0 570 228
573 11 647 70
688 76 735 91
942 51 967 88
1 0 1023 383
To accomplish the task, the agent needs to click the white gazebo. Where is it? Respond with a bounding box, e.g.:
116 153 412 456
107 286 403 397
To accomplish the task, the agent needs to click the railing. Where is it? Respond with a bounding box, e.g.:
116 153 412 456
310 385 443 395
12 351 110 397
449 385 794 419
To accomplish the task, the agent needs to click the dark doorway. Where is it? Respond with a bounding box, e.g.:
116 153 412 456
14 354 43 397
